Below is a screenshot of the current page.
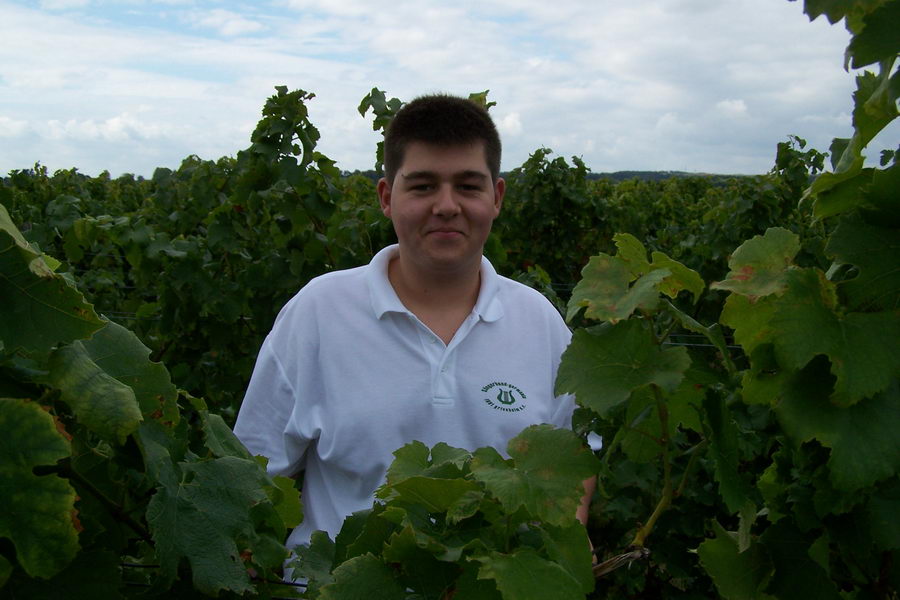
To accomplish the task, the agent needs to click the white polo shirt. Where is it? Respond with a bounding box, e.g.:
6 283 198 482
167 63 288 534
234 244 575 551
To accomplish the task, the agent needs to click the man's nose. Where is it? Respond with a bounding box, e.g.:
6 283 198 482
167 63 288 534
433 184 461 216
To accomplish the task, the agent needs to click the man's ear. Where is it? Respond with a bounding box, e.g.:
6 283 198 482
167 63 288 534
492 177 505 215
377 177 392 217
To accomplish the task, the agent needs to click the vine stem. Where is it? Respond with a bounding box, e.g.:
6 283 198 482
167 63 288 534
630 385 672 548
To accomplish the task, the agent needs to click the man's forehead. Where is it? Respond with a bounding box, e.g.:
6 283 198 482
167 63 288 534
397 141 490 177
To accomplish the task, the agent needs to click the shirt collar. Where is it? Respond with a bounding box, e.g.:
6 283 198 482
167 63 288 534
367 244 504 323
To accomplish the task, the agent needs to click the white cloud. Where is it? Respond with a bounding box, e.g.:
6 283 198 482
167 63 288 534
716 99 749 118
497 112 522 137
0 116 28 137
187 8 266 36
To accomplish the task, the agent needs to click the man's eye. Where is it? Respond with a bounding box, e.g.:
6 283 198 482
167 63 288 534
411 184 434 191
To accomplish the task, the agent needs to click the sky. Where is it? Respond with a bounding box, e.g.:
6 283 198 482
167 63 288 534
1 0 897 178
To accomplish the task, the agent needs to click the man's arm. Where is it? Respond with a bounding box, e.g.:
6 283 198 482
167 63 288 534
576 475 596 526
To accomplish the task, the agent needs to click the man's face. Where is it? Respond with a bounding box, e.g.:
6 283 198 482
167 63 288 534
377 141 504 277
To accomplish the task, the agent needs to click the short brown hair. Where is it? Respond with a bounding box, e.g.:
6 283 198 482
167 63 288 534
383 94 501 184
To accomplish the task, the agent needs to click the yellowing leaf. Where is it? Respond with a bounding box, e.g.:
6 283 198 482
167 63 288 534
0 398 78 579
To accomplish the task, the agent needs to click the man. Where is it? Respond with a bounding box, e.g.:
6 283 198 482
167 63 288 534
233 94 593 555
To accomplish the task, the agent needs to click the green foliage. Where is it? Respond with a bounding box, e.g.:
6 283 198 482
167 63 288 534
290 426 599 599
563 3 899 597
0 216 300 597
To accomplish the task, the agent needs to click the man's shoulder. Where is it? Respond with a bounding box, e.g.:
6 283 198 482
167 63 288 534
275 263 371 320
494 273 556 305
492 273 567 326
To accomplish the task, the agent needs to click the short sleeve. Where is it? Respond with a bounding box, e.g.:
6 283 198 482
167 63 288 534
234 335 309 477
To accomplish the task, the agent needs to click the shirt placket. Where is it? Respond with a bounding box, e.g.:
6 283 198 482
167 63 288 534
415 313 479 407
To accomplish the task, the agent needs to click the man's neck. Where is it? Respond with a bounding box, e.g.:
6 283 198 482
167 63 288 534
387 254 482 344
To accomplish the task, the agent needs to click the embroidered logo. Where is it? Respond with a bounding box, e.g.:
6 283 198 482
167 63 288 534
482 381 527 413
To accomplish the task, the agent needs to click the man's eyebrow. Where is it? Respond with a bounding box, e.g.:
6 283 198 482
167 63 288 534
400 170 437 180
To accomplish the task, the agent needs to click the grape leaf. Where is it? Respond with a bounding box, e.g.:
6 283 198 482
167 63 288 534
566 253 668 323
847 1 900 68
203 410 254 460
140 424 285 596
801 0 874 25
649 252 704 301
290 529 335 594
769 268 900 406
474 548 584 600
719 294 778 357
556 320 691 417
612 234 703 300
452 561 502 599
760 519 842 599
470 425 598 527
0 210 103 353
775 361 900 492
697 521 774 600
318 553 406 600
538 522 594 593
77 320 179 424
0 398 78 579
826 218 900 311
704 394 756 515
738 345 793 406
381 526 461 597
47 342 143 444
711 228 799 299
391 477 483 513
380 441 470 496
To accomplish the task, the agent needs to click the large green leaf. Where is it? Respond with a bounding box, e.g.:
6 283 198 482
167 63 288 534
470 425 598 527
290 529 336 594
474 547 584 600
391 477 483 514
538 522 594 593
768 268 900 406
719 294 777 357
78 320 179 424
704 394 756 515
566 253 667 323
760 519 842 600
826 218 900 311
140 424 286 596
775 361 900 492
380 441 470 494
47 342 143 444
318 553 406 600
0 398 78 579
556 320 691 417
0 208 103 353
711 228 799 299
697 522 774 600
613 233 704 301
381 526 462 597
847 2 900 68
